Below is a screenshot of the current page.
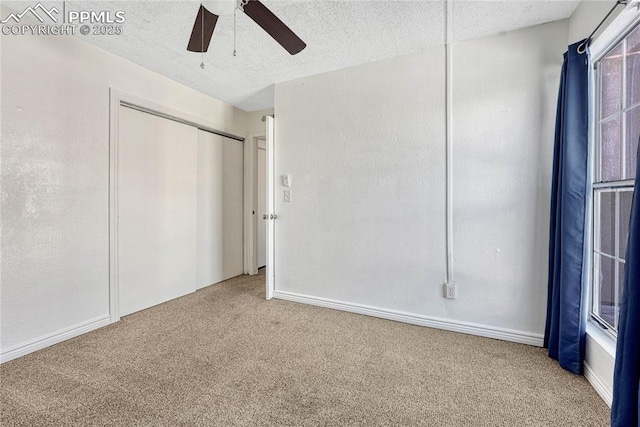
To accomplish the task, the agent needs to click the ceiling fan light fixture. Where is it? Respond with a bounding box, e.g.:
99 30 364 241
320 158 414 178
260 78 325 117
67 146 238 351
201 0 237 16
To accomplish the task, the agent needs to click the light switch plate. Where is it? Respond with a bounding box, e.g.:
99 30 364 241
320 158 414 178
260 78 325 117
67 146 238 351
284 189 292 202
282 174 291 187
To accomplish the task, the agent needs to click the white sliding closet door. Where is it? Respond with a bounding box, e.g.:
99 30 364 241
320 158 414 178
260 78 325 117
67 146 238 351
197 131 223 289
221 136 244 280
118 107 198 316
196 130 244 289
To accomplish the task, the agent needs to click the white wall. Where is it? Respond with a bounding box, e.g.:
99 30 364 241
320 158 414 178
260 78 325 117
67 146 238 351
0 20 251 359
275 51 447 313
243 108 274 135
273 20 568 342
449 22 564 333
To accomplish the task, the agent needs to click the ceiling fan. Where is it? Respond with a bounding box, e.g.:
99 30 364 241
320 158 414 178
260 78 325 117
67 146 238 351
186 0 306 56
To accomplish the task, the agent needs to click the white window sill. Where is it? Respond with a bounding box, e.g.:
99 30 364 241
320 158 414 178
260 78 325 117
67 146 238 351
586 320 617 359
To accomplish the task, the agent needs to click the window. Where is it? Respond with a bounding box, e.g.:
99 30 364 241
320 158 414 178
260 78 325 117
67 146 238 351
591 22 639 333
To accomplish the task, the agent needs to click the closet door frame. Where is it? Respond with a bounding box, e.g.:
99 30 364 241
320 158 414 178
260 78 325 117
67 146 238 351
109 88 245 322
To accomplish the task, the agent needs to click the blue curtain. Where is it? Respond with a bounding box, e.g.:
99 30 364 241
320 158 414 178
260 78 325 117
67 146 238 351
544 40 589 375
611 116 640 426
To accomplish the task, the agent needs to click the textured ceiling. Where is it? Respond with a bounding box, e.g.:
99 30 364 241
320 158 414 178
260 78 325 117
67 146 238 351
5 1 580 110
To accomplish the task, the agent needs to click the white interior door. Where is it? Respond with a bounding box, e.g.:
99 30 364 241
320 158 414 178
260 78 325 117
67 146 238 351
266 116 276 300
197 130 244 289
118 107 198 316
257 142 267 269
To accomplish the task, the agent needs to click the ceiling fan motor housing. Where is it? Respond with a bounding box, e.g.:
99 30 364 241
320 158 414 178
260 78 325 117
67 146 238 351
202 0 238 16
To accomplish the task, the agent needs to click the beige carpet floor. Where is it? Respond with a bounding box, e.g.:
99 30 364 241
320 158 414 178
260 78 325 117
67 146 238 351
1 272 609 426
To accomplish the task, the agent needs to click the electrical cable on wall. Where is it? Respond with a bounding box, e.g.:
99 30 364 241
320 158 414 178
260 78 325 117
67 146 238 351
444 0 455 293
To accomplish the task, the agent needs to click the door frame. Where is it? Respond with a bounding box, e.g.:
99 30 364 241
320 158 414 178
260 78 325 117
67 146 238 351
255 138 268 270
109 88 245 322
243 132 266 276
265 116 276 300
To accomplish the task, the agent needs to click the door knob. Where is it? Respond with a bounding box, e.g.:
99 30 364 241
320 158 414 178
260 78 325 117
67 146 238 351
262 214 267 220
270 214 277 220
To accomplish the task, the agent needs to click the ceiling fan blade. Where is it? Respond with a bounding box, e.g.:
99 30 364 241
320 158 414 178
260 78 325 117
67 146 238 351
187 4 219 52
242 0 306 55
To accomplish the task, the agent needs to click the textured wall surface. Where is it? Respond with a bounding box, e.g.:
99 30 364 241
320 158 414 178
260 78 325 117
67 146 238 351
450 20 567 332
241 108 274 135
0 26 249 351
274 51 447 316
274 20 569 336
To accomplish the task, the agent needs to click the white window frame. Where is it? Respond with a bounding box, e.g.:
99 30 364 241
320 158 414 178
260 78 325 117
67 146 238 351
586 6 640 339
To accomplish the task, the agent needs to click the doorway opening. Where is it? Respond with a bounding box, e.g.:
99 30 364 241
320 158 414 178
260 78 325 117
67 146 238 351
256 137 267 270
245 116 275 299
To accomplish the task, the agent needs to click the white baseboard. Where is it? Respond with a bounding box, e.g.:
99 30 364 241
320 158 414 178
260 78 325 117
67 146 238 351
273 290 544 347
0 315 112 364
584 362 613 408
